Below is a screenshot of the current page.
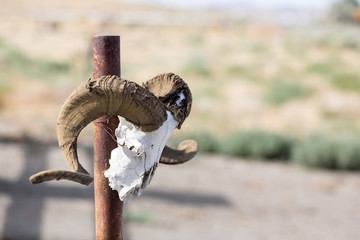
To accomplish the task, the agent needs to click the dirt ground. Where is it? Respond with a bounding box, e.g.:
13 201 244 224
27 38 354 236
0 138 359 240
1 1 360 239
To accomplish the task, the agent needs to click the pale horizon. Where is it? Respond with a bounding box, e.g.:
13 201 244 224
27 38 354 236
123 0 336 10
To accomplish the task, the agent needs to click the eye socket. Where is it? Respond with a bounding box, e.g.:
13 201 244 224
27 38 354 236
175 93 185 107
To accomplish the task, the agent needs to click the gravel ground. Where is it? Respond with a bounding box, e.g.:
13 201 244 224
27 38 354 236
0 139 360 240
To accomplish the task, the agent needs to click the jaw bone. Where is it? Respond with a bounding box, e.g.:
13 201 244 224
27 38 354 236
104 111 178 204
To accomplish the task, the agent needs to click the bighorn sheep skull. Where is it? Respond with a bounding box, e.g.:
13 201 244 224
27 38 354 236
29 73 198 201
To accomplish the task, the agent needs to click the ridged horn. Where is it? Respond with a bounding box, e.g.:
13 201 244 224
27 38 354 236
143 73 192 129
30 75 167 185
144 73 198 165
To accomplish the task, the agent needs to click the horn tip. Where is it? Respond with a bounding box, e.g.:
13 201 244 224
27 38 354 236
179 139 199 155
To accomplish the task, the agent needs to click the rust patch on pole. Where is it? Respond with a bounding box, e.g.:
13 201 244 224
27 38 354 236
93 35 123 240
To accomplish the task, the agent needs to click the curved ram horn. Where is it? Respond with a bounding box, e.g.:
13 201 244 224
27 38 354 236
159 140 198 165
143 73 198 165
29 170 92 185
30 75 168 185
143 73 192 129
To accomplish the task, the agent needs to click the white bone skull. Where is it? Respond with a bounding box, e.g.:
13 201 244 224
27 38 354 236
104 109 179 204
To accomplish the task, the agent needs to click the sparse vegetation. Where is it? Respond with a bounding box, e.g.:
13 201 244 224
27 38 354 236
178 131 360 171
225 64 248 76
182 54 212 77
307 60 360 92
185 32 204 46
177 131 294 161
188 132 218 153
330 72 360 91
219 130 294 160
0 81 11 108
291 135 338 169
292 135 360 170
306 61 338 76
329 0 359 23
264 80 312 104
1 7 360 172
0 40 70 82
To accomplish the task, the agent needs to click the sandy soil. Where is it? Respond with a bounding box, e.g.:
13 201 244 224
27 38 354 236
0 139 359 240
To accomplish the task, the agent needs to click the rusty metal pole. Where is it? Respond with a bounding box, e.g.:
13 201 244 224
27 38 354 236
92 35 123 240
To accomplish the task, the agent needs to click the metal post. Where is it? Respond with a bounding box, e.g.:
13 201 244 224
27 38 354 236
92 35 123 240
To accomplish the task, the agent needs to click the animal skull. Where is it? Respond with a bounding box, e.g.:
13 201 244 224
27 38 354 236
29 73 198 196
105 111 177 204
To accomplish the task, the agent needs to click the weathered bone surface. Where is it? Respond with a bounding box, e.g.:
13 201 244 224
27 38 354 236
104 75 198 202
29 73 198 187
104 111 178 204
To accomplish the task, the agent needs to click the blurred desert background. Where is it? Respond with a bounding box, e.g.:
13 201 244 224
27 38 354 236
0 0 360 239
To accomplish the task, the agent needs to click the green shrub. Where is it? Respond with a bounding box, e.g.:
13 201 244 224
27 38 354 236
334 137 360 170
307 61 337 75
340 35 360 49
0 39 69 80
189 133 219 153
186 32 204 46
264 80 312 105
169 132 218 154
292 135 338 169
292 135 360 170
307 60 360 92
219 130 294 160
251 42 267 53
219 132 252 157
329 0 359 24
330 72 360 92
177 130 360 171
225 64 248 76
182 54 211 77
